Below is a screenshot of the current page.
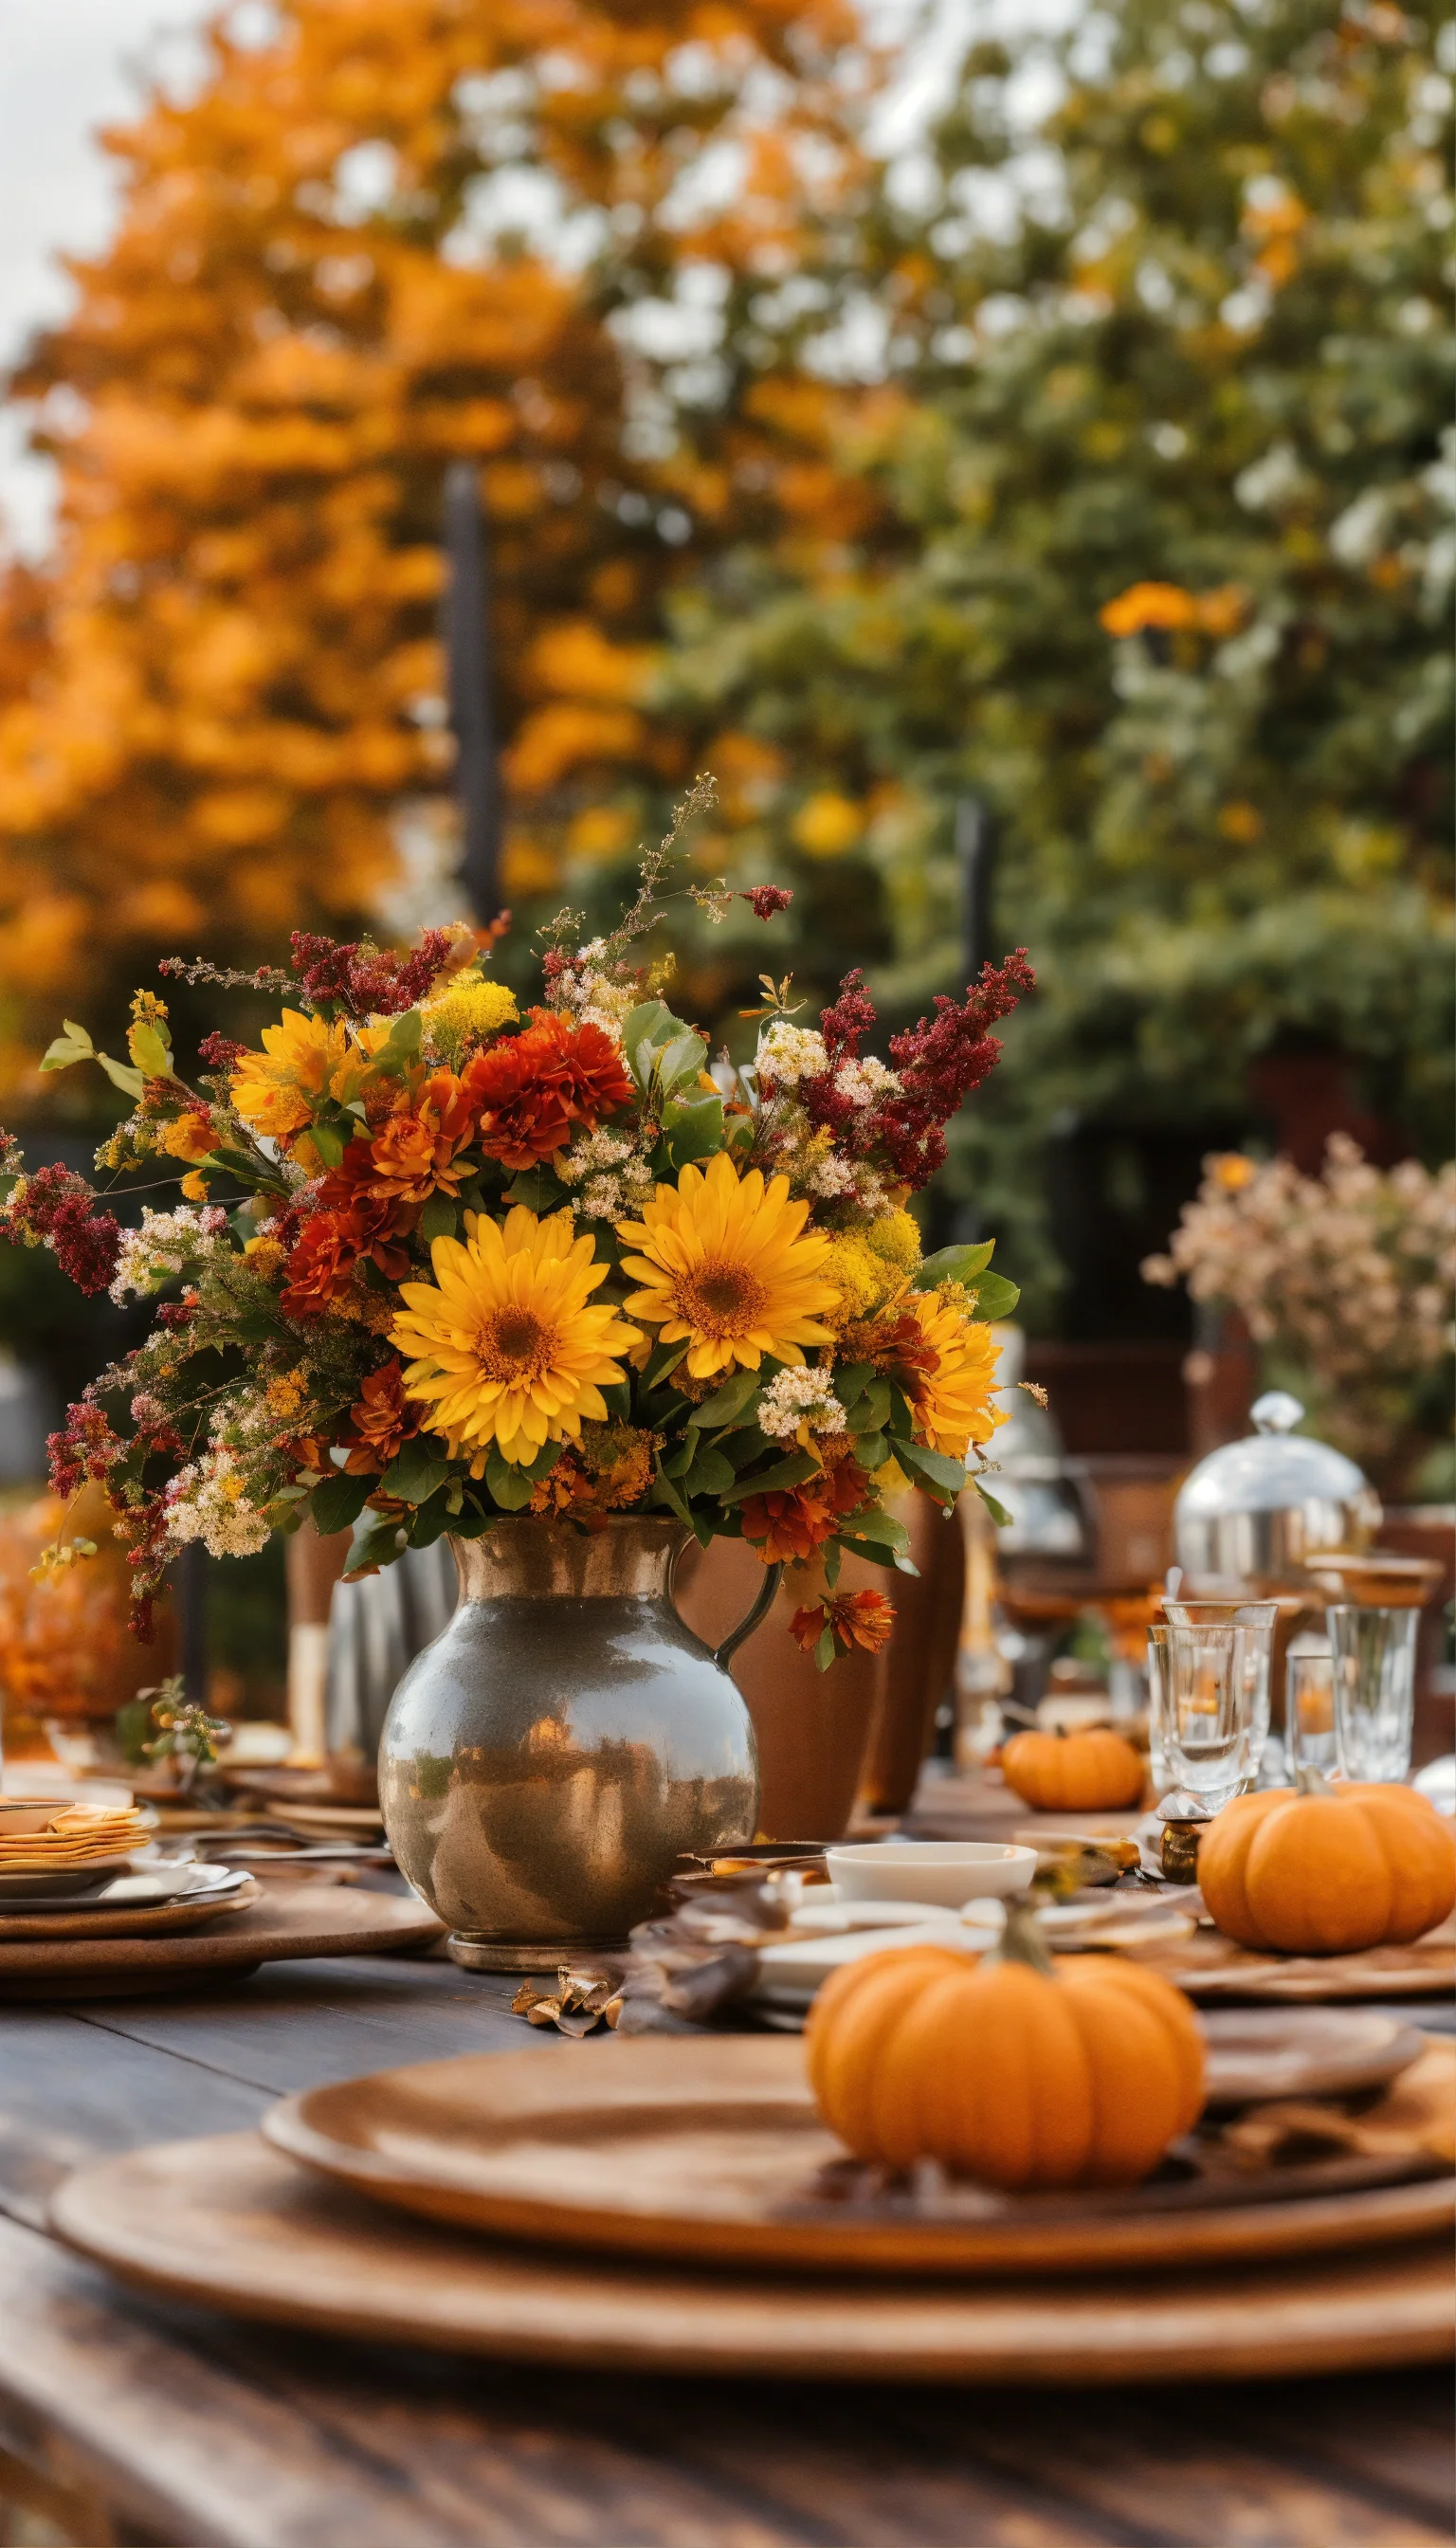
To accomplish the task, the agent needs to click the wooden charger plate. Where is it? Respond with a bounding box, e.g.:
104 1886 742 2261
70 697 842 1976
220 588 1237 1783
263 2034 1452 2280
1146 1916 1456 2004
0 1881 442 1998
51 2129 1453 2384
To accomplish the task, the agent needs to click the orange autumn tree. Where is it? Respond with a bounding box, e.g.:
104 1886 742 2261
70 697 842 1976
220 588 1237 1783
0 0 879 1085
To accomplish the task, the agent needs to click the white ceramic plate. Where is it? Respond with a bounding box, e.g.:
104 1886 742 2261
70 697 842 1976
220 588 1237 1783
0 1861 245 1916
752 1911 1002 2008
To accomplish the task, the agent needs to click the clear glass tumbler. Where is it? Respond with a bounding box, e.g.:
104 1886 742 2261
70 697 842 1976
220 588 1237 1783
1328 1604 1418 1783
1146 1624 1172 1795
1161 1600 1279 1809
1285 1631 1337 1779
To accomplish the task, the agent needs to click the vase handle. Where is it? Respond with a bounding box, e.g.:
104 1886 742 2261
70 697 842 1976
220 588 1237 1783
713 1558 782 1671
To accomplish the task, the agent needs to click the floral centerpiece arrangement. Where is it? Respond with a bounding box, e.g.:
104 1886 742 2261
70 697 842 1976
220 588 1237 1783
1144 1137 1456 1488
0 786 1031 1670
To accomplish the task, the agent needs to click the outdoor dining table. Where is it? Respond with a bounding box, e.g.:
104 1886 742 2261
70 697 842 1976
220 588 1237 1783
1 1917 1452 2548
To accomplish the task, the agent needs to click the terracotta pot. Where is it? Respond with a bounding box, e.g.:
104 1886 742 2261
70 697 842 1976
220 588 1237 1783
674 1538 881 1843
858 1490 966 1814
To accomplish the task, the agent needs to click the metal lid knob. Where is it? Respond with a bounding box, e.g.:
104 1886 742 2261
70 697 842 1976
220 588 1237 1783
1250 1391 1304 1435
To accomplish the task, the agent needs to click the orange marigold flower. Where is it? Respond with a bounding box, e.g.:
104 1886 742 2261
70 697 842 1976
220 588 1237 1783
462 1010 634 1172
329 1069 476 1209
280 1197 410 1320
739 1451 866 1563
339 1356 424 1476
528 1456 595 1519
159 1109 221 1164
790 1588 896 1659
1099 582 1200 638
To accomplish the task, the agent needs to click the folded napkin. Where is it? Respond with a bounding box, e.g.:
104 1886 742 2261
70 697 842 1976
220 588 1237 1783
0 1801 150 1868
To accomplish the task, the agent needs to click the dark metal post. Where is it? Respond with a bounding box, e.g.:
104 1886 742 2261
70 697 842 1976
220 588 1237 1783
956 794 996 983
443 461 500 923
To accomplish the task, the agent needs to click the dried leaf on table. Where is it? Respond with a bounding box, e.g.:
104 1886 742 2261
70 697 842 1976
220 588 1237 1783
511 1964 623 2037
1222 2044 1455 2171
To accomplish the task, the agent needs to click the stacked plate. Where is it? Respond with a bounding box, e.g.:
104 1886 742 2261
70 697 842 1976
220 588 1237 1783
0 1797 154 1898
47 2017 1455 2384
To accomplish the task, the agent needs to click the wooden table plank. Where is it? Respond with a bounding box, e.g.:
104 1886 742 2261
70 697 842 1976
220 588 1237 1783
6 2207 1447 2548
48 1954 545 2094
0 2014 268 2231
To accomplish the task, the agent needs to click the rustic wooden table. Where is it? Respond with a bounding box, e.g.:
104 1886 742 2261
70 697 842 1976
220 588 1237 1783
1 1943 1452 2548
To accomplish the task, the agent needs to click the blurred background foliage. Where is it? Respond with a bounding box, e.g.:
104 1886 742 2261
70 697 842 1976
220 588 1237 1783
0 0 1449 1349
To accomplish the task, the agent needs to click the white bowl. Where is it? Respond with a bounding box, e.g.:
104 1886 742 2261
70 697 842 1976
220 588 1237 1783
825 1840 1037 1910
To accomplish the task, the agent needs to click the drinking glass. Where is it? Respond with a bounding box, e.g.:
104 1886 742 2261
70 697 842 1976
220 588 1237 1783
1285 1632 1337 1778
1146 1625 1171 1796
1328 1605 1418 1783
1161 1600 1279 1808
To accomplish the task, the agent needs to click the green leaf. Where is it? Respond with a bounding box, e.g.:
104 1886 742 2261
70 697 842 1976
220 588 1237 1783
657 1030 708 1091
503 1163 568 1212
342 1515 409 1579
897 1437 970 1500
852 1430 887 1470
913 1241 995 1290
96 1052 146 1098
622 1000 677 1087
823 1540 842 1590
974 1481 1012 1528
831 1362 874 1409
379 1441 452 1506
966 1271 1021 1321
485 1451 535 1510
310 1471 371 1537
600 1378 632 1422
420 1192 460 1246
683 1445 736 1497
457 1177 487 1216
661 1439 695 1478
813 1624 836 1673
405 1484 455 1547
693 1370 761 1430
651 1461 693 1525
838 1506 911 1555
640 1338 688 1391
372 1008 424 1077
522 1440 562 1482
308 1119 347 1169
660 1090 722 1169
40 1028 94 1073
721 1449 819 1504
222 1310 283 1343
864 1378 891 1431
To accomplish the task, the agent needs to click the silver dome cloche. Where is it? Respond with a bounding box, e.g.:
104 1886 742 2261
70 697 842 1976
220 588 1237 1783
1174 1392 1381 1588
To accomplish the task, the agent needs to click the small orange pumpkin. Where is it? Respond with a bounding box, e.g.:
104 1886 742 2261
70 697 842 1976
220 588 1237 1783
1197 1778 1456 1955
1000 1725 1145 1813
805 1914 1205 2189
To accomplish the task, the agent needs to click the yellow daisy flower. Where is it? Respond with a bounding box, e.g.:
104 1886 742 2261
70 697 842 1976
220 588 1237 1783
391 1206 642 1467
616 1149 840 1381
230 1010 349 1143
909 1290 1006 1461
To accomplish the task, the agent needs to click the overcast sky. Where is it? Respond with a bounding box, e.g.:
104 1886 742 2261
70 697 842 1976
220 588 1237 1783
0 1 992 559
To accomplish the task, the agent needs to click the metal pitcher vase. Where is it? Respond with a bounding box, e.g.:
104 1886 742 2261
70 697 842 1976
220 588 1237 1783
378 1516 776 1971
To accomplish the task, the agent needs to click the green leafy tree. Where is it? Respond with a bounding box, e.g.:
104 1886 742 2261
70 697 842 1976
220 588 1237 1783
643 0 1454 1315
